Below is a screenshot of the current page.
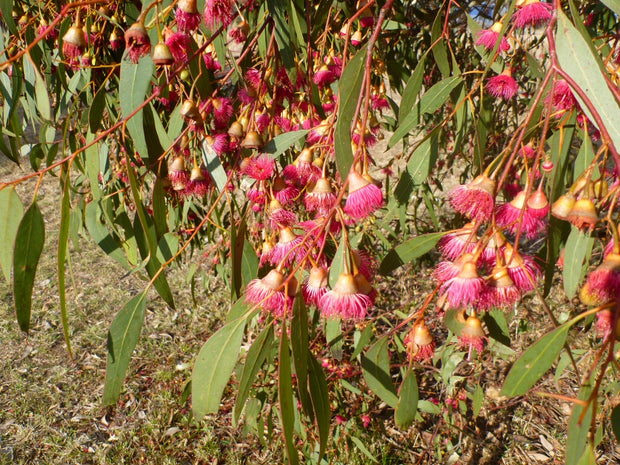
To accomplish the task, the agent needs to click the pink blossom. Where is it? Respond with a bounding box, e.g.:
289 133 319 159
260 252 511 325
512 1 553 29
486 71 519 100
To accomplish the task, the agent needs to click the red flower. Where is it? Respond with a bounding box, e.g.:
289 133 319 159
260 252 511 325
512 0 553 29
245 269 296 317
318 272 372 320
475 22 510 52
449 174 496 222
486 68 518 100
344 171 383 220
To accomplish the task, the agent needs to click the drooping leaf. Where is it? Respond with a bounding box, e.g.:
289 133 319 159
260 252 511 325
201 138 228 192
334 49 366 178
291 294 312 420
567 380 595 465
361 336 398 408
556 10 620 153
399 52 428 121
85 203 130 270
563 227 594 299
192 313 250 418
102 291 147 405
13 201 45 332
233 323 274 426
611 404 620 443
58 168 73 356
601 0 620 16
89 86 107 132
278 321 300 465
119 56 154 161
394 368 419 429
308 354 330 460
389 76 462 148
380 232 446 275
267 0 296 79
350 436 378 463
0 187 23 282
394 135 438 204
431 12 449 78
501 324 571 397
264 129 309 158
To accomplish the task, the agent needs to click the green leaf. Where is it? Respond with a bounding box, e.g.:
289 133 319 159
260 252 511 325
13 202 45 332
389 76 462 148
58 168 73 356
119 56 154 160
267 0 296 79
500 324 570 397
556 11 620 153
308 355 330 460
155 232 179 264
201 138 228 192
84 133 102 201
394 368 418 429
334 49 365 178
85 202 130 270
483 309 511 347
611 404 620 443
291 295 312 420
89 86 107 132
102 291 147 405
278 321 300 465
399 53 428 121
567 381 595 465
0 0 17 34
431 12 449 78
380 232 446 275
0 187 23 282
601 0 620 15
24 53 50 121
192 314 249 418
350 436 378 463
361 336 398 408
563 227 594 299
264 130 309 158
394 135 438 203
233 323 274 426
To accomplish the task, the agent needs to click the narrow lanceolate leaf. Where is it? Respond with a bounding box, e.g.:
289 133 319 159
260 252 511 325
563 227 594 299
389 76 462 148
278 321 300 465
192 314 249 418
556 11 620 153
13 202 45 332
501 324 571 397
610 404 620 443
361 336 398 408
119 56 154 160
102 291 147 405
0 187 23 282
380 232 446 275
398 52 428 122
264 129 309 158
394 135 438 204
84 202 130 270
290 295 312 421
394 368 419 429
334 49 365 178
308 354 330 460
58 168 73 356
233 323 274 426
567 380 594 465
